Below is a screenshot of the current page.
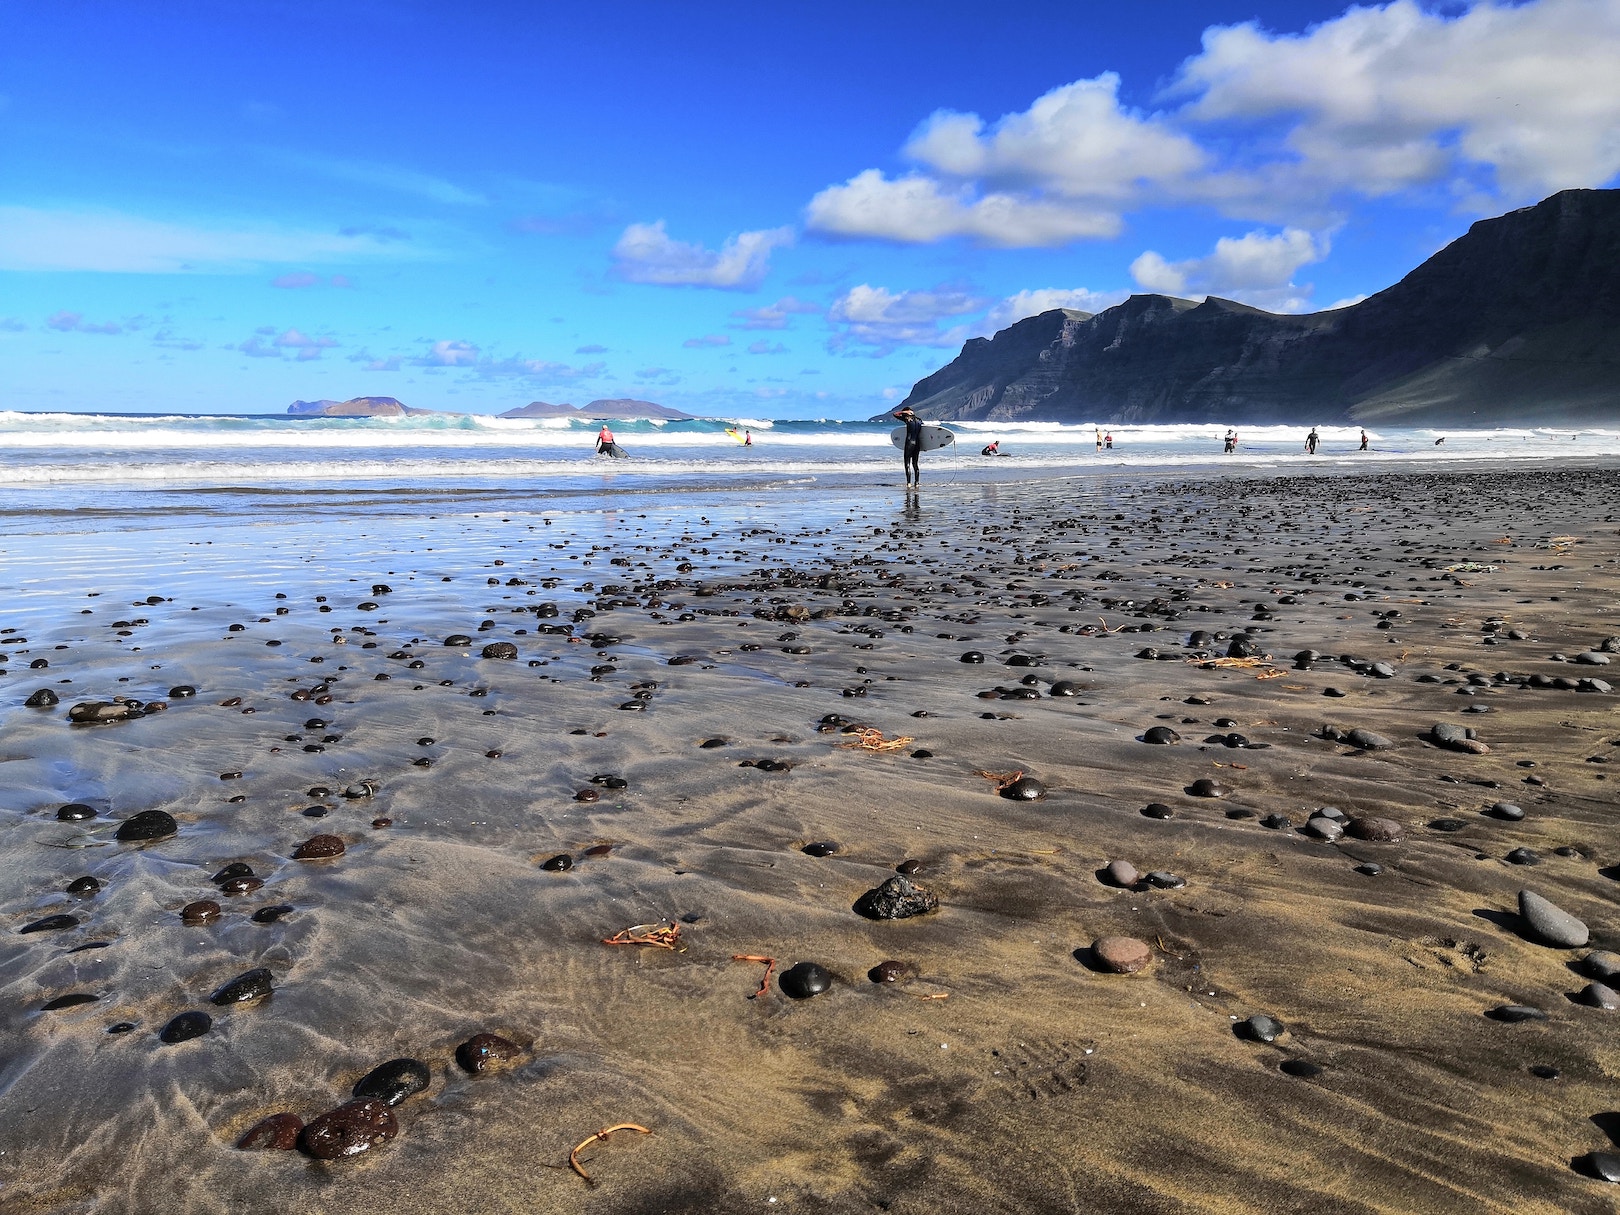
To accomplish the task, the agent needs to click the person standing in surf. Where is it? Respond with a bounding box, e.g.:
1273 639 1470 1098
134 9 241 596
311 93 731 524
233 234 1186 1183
1305 427 1319 455
596 424 615 455
894 407 924 486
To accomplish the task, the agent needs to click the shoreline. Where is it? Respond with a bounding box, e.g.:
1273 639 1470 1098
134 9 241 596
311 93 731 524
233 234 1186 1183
4 462 1620 1213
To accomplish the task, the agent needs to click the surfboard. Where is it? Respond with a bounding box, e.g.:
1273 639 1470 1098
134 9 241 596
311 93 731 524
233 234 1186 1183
890 424 955 452
724 427 747 444
598 442 629 459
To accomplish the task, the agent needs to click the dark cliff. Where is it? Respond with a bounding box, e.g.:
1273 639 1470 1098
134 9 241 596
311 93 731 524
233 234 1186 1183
885 189 1620 425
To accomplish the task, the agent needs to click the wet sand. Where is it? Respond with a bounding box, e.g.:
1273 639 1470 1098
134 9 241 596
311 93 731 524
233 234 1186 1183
4 466 1620 1214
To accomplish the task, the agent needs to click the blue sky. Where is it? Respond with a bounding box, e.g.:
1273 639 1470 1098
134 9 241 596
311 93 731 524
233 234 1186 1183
3 0 1619 418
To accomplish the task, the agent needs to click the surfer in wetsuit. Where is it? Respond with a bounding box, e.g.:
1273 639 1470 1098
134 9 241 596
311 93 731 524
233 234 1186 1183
1359 429 1369 451
744 430 752 447
895 407 924 486
1305 427 1319 455
981 440 1000 456
1223 430 1236 453
596 425 615 455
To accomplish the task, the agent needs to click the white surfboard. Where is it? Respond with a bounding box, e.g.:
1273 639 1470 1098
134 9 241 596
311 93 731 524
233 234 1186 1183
890 424 955 452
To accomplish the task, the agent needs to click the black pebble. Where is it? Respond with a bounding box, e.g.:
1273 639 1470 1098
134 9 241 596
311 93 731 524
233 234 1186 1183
20 914 78 934
211 967 274 1005
803 842 839 857
779 962 832 999
540 854 573 872
116 810 177 842
25 688 60 707
1000 776 1046 801
160 1011 213 1043
353 1057 430 1106
1142 803 1175 819
57 803 96 821
252 905 294 924
66 876 101 896
1142 726 1180 745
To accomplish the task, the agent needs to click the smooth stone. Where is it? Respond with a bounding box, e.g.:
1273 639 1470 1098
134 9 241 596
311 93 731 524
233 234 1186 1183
895 859 923 875
237 1113 304 1151
1238 1013 1286 1043
481 641 518 659
1314 806 1345 820
1505 847 1541 866
456 1033 521 1073
1280 1059 1323 1078
1356 862 1384 876
1346 728 1394 750
159 1010 212 1043
213 862 253 882
252 905 294 924
1323 687 1347 697
1305 817 1344 842
802 842 839 857
169 685 197 698
1260 813 1291 830
41 993 100 1010
116 810 177 842
1104 860 1140 887
1583 950 1620 981
67 700 134 723
540 854 573 872
1000 776 1047 801
1142 726 1180 745
780 961 833 998
1489 802 1526 821
1092 936 1152 974
1369 662 1396 678
1188 779 1226 798
352 1057 430 1106
210 967 274 1005
298 1099 398 1160
1574 652 1611 665
855 875 939 920
1431 723 1468 743
19 914 78 934
1580 981 1620 1011
57 803 96 821
1227 636 1262 658
1487 1004 1547 1022
1583 1152 1620 1182
1048 681 1082 696
25 688 60 707
293 834 345 860
959 651 984 663
1519 889 1589 948
65 876 101 896
1142 803 1175 819
1347 817 1403 842
219 876 265 895
182 899 221 925
444 634 473 646
869 960 907 984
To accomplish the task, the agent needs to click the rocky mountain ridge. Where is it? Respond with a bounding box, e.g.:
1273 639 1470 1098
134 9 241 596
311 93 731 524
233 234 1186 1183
882 189 1620 426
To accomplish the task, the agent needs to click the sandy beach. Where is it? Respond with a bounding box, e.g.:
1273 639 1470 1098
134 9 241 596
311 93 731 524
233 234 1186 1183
5 463 1620 1214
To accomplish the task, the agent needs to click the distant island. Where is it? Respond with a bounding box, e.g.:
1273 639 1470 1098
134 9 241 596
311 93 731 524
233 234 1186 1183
880 188 1620 426
287 396 434 417
498 398 693 420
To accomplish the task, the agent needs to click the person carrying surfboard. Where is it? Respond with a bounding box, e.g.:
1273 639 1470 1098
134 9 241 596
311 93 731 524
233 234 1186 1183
596 424 615 455
894 407 924 486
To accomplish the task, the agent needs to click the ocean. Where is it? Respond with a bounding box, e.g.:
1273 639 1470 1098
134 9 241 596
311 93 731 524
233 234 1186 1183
3 411 1617 513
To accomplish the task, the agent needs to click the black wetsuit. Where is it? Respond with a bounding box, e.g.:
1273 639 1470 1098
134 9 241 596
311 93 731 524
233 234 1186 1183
901 416 923 484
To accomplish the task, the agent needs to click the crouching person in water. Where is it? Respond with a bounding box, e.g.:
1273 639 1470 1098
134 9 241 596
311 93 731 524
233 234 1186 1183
894 407 924 486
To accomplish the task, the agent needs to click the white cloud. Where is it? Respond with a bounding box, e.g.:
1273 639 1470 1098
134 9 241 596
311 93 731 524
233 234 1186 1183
0 206 414 273
807 170 1120 246
1130 227 1327 311
236 335 282 358
984 287 1128 332
611 221 793 289
730 296 821 329
906 73 1206 198
747 339 789 355
273 152 486 206
1170 0 1620 201
827 284 988 355
421 339 480 367
682 334 731 348
273 327 338 350
804 1 1620 246
45 310 121 334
